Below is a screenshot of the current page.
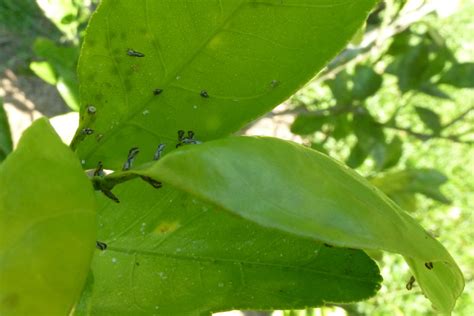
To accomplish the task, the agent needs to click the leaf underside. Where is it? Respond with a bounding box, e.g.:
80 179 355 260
144 136 464 314
76 181 381 316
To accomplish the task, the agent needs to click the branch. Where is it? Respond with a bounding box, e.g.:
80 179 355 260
442 107 474 130
314 1 438 84
382 124 473 145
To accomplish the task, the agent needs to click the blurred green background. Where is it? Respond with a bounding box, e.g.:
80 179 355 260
0 0 472 315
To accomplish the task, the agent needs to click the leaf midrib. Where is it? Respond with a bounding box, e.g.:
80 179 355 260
107 245 377 284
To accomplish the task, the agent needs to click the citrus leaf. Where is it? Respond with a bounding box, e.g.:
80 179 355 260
0 118 96 315
352 65 383 100
141 137 464 314
75 181 381 315
414 106 442 134
76 0 377 169
290 115 328 135
440 62 474 88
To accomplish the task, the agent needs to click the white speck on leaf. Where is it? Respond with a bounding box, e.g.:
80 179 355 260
112 258 117 263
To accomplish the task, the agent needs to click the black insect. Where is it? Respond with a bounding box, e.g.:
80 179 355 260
81 128 94 135
153 88 163 96
176 130 202 148
122 147 140 171
102 189 120 203
93 161 105 177
140 175 162 189
153 143 166 160
425 262 434 270
406 276 415 290
96 241 108 251
323 243 334 248
127 49 145 57
200 90 209 98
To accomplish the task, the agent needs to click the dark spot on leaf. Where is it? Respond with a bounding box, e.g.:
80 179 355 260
270 80 280 88
406 276 415 290
96 241 107 251
425 262 434 270
140 176 162 189
124 79 133 91
153 88 163 96
127 49 145 57
109 66 118 75
200 90 209 98
1 293 19 308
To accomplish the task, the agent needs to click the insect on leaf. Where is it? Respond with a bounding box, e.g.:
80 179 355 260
76 0 378 169
143 137 464 314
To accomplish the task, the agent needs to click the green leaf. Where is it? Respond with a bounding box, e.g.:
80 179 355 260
352 65 383 100
414 106 442 134
353 112 385 151
370 168 451 205
30 61 58 85
290 115 327 135
440 62 474 88
346 112 385 168
410 169 451 204
0 98 13 161
76 181 381 315
31 38 80 111
330 114 351 140
36 0 80 40
418 83 451 100
388 44 430 93
380 136 403 170
76 0 377 169
143 137 464 313
346 141 369 169
387 29 412 56
0 118 97 315
326 70 352 105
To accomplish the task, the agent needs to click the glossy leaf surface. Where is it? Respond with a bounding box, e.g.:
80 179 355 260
0 119 96 315
30 38 80 111
75 181 381 315
76 0 377 169
144 137 464 313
